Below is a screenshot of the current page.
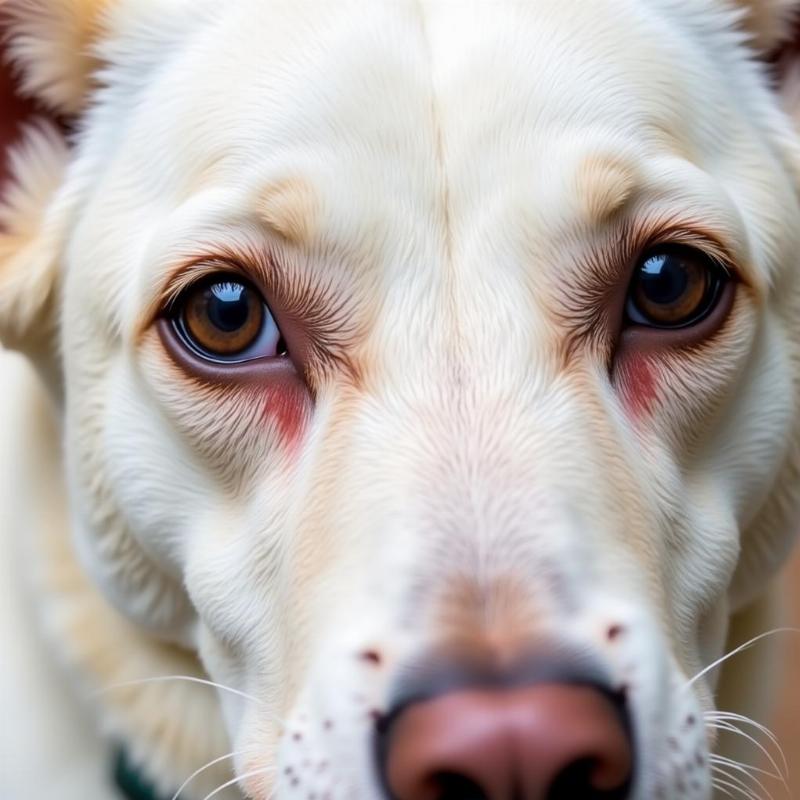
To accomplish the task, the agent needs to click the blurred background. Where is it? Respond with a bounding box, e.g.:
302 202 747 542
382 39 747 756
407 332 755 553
766 551 800 798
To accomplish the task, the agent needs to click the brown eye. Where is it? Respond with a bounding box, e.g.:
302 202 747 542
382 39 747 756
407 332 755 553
172 275 285 362
626 246 727 328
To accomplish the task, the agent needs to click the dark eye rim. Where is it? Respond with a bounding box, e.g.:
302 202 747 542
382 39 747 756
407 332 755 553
624 243 731 331
166 272 287 365
157 314 301 392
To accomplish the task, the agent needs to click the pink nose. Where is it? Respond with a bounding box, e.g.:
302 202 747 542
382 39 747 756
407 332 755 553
381 684 633 800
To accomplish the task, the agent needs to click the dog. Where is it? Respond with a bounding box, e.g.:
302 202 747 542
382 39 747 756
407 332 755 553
2 0 800 798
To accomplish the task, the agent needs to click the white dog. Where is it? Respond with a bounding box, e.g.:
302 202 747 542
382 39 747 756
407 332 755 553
1 1 800 799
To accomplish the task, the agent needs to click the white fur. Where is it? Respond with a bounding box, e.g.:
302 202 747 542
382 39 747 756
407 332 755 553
2 1 800 799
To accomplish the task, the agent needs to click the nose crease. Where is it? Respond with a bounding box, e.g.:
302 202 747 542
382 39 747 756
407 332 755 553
378 684 633 800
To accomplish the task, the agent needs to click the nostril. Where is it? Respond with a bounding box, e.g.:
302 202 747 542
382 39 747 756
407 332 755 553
432 773 488 800
377 683 633 800
549 757 630 799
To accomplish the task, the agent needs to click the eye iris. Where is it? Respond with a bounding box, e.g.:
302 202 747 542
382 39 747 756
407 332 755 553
631 249 715 327
183 279 264 357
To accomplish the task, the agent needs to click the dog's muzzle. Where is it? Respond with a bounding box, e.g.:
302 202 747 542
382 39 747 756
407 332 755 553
375 656 634 800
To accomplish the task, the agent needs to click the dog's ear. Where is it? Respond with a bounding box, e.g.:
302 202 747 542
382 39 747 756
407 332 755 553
0 1 108 362
732 1 800 121
730 0 798 52
3 0 111 116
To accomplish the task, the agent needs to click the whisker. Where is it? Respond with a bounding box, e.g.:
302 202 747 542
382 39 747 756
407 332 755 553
711 780 733 797
710 766 763 800
201 766 276 800
171 750 243 800
711 752 781 782
710 770 759 800
708 712 789 780
711 777 737 798
95 675 269 711
685 628 800 688
705 720 787 788
710 757 775 800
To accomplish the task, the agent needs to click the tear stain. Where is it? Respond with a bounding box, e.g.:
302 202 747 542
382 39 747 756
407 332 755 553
261 382 309 451
619 354 658 419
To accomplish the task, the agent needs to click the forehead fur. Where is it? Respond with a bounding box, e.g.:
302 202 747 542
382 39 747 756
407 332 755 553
256 178 319 246
56 0 796 368
574 154 638 224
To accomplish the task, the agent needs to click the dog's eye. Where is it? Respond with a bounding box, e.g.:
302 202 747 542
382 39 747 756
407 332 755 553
171 275 286 362
625 246 727 329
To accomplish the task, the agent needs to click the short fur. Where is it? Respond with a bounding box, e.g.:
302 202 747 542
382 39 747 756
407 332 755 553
2 1 800 798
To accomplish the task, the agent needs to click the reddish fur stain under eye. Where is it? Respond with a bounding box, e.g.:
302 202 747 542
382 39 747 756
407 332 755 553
618 354 658 420
261 382 309 450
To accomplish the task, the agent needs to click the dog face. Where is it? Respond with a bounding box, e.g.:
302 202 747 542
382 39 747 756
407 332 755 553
2 0 800 798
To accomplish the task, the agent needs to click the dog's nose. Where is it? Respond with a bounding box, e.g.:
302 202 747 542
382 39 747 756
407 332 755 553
379 684 633 800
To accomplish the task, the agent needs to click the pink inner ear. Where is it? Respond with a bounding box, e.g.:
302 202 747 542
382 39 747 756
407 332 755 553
619 354 658 420
768 12 800 84
0 32 71 210
0 45 38 196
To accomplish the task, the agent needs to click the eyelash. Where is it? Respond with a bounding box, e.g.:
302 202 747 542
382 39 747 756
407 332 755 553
556 230 736 354
157 221 737 380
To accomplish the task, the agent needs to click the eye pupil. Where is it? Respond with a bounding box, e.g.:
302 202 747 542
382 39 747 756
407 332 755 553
639 254 692 306
206 282 252 333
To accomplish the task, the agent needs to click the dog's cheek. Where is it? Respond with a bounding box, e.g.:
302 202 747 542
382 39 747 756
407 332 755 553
139 335 311 484
614 290 758 443
261 382 311 453
615 353 658 421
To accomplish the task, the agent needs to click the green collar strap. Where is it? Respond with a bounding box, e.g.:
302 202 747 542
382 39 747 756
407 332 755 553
113 747 171 800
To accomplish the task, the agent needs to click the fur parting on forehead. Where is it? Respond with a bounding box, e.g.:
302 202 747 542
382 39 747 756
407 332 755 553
575 154 638 224
256 177 318 246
